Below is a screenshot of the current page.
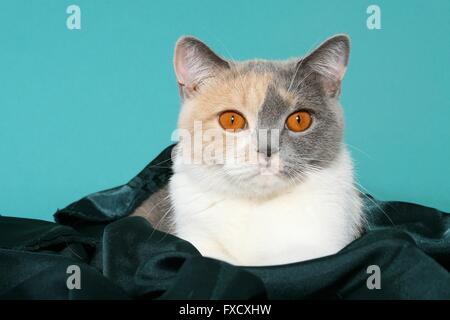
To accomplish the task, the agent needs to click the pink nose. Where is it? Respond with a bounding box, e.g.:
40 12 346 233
257 153 270 166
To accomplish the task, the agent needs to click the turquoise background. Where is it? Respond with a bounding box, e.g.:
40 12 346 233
0 0 449 221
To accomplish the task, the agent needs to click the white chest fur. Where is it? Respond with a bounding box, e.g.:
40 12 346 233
169 150 363 266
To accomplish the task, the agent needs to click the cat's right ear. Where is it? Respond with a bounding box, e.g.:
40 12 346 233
174 36 229 99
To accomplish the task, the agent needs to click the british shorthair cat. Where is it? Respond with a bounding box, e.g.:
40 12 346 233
133 34 364 266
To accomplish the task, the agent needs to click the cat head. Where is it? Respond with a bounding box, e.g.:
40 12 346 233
172 35 350 198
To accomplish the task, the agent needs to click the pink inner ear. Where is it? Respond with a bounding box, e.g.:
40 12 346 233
174 54 188 86
337 66 347 81
174 43 195 88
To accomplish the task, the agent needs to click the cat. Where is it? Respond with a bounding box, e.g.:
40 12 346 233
132 34 364 266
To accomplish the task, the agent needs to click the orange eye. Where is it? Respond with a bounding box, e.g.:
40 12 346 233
286 111 312 132
219 111 247 131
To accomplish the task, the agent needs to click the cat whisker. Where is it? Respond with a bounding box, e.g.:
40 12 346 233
146 157 175 169
344 143 372 159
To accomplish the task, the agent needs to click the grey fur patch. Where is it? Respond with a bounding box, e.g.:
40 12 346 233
247 59 345 177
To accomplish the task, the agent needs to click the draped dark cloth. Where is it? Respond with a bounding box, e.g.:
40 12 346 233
1 145 449 299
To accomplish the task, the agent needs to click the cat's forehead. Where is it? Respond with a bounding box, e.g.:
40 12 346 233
233 59 298 88
186 59 326 129
222 60 319 121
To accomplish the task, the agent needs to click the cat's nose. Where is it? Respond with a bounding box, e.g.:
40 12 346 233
258 147 273 158
255 128 279 158
257 144 278 158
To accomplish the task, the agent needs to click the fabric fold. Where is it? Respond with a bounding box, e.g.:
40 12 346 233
0 145 449 299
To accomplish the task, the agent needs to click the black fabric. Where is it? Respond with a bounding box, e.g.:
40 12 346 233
1 145 449 299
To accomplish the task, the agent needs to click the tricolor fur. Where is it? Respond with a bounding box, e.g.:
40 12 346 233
133 35 364 266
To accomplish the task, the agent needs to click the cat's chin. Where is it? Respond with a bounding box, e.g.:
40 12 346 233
217 171 294 200
175 162 296 200
240 175 293 199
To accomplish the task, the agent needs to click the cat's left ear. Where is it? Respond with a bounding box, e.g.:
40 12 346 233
174 36 229 99
301 34 350 97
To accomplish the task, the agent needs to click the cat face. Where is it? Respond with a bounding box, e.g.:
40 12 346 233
173 35 350 198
